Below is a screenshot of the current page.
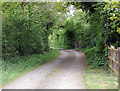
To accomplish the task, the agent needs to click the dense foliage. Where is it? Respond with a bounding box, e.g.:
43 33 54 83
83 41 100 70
2 2 54 59
51 2 120 68
1 1 119 88
2 2 120 67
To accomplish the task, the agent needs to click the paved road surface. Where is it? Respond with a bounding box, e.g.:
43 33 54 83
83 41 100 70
3 50 85 89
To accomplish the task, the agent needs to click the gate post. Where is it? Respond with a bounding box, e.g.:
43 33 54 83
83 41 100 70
111 46 114 75
118 48 120 89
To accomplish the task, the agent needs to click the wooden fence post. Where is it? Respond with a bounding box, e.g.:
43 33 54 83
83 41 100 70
111 46 114 75
113 46 115 75
118 48 120 89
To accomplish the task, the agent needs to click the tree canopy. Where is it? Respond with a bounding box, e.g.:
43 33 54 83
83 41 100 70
1 1 120 67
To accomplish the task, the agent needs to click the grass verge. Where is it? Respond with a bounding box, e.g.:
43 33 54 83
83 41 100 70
1 49 60 87
83 66 118 89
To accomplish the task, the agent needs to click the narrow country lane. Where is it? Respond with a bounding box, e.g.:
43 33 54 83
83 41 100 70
3 50 85 89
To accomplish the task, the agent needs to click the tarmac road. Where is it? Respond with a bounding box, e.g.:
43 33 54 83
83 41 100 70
3 50 85 89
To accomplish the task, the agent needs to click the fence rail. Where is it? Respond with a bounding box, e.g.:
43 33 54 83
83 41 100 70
105 44 120 88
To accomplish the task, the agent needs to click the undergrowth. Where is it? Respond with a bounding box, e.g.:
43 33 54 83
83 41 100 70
1 49 60 87
83 66 118 89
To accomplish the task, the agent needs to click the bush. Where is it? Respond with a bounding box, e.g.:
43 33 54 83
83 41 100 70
2 3 54 59
85 47 105 68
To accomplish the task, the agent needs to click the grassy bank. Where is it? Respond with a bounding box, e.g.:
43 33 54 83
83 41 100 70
83 66 118 89
1 49 60 87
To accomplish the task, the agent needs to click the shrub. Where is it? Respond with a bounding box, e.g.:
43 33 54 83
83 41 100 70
85 47 105 68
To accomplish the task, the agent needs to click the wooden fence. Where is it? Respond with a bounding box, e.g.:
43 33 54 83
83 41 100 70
105 44 120 88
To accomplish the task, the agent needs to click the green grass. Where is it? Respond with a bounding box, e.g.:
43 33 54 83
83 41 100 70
83 66 118 89
1 49 60 87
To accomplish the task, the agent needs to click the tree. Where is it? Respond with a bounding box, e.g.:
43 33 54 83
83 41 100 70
2 2 55 59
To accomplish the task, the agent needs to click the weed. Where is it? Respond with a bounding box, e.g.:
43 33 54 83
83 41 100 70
1 49 60 87
83 66 118 89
